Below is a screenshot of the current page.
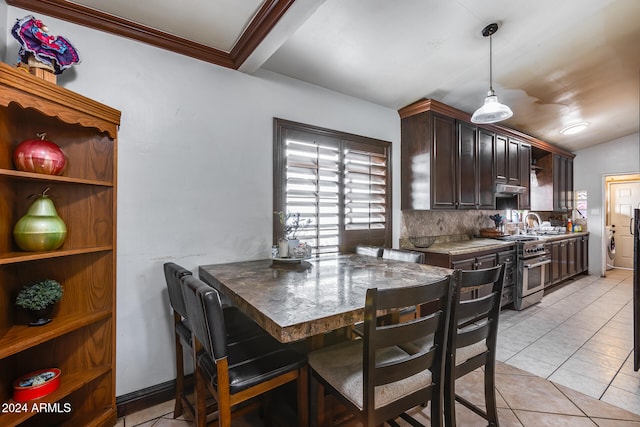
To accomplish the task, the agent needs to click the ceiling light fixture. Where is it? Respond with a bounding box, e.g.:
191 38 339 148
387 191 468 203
471 23 513 124
560 122 589 135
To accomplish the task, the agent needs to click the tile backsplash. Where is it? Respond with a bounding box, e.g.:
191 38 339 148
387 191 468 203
401 209 502 242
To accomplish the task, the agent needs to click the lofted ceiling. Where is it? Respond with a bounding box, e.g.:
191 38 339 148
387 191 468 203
7 0 639 153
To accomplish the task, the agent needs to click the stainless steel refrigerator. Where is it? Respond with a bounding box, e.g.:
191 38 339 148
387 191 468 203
634 208 639 371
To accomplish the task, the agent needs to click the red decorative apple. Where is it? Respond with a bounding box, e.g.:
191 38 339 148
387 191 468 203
14 133 66 176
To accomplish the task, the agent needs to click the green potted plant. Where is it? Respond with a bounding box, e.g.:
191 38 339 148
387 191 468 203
15 279 63 326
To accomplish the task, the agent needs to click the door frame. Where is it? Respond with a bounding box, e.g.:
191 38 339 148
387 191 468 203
602 173 640 276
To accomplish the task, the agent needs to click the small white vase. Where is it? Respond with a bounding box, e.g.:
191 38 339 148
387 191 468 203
278 239 289 257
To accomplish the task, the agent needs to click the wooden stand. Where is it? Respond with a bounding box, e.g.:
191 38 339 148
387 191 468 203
16 55 58 84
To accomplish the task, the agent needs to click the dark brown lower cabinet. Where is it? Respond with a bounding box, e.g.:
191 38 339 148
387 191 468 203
548 234 589 287
426 245 512 305
498 249 516 306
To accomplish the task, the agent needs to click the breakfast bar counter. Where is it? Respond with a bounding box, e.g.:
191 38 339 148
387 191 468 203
199 254 452 344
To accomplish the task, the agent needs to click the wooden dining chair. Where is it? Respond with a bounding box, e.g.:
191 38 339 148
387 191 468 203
308 275 454 427
181 274 309 427
445 265 505 427
163 262 198 418
399 265 505 427
352 248 425 339
163 262 265 419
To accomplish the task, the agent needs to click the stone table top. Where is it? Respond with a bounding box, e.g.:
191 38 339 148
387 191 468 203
199 254 452 344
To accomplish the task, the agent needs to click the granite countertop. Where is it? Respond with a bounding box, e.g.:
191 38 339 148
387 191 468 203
199 254 452 343
402 231 590 256
409 238 514 255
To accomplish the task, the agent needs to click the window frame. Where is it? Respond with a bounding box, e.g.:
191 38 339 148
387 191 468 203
273 118 392 254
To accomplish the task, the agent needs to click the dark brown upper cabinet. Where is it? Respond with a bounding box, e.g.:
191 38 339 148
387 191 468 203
399 99 574 211
531 151 574 212
518 142 532 210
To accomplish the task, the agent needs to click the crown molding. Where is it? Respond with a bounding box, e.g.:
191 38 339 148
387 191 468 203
6 0 296 70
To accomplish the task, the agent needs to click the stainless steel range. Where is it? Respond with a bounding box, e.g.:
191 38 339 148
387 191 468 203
496 235 551 310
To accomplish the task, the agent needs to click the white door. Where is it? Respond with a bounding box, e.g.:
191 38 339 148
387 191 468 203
610 181 640 268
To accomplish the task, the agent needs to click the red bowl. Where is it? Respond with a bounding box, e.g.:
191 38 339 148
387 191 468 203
13 368 61 402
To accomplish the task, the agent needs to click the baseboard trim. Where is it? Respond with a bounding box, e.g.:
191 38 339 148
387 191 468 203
116 375 193 418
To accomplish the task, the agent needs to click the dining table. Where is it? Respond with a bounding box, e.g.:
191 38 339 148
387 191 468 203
198 253 453 348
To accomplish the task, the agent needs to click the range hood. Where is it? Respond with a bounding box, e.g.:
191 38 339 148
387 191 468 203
495 183 527 197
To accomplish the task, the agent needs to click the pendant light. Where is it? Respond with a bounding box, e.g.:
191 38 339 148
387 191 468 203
471 23 513 124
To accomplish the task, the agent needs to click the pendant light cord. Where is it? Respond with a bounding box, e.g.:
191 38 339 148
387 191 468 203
489 33 494 93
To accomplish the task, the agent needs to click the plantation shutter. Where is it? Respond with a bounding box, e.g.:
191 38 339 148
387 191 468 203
342 140 389 251
283 131 341 255
274 119 391 255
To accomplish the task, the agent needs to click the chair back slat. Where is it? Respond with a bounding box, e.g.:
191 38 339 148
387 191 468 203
373 347 437 387
373 311 440 349
373 279 450 311
362 275 453 415
164 262 192 318
458 267 502 288
456 321 491 349
457 291 497 323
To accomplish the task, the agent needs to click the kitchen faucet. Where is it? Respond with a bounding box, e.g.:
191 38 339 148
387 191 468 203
523 212 542 234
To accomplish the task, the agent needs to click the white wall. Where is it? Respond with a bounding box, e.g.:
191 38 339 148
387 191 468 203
574 133 640 275
5 8 401 396
0 2 7 61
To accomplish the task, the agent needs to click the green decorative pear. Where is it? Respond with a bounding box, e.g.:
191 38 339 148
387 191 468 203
13 188 67 251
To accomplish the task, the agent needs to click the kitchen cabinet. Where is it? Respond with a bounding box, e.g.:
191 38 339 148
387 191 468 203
567 237 577 276
495 135 508 183
508 138 520 185
498 249 516 306
424 244 514 305
531 152 574 212
548 234 588 286
0 63 119 427
399 99 575 211
495 135 520 185
577 234 589 273
400 111 495 210
477 129 496 209
553 154 573 211
518 142 531 210
400 110 455 210
553 240 569 283
458 122 495 209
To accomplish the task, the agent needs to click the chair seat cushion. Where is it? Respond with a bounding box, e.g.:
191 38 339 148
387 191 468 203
455 340 488 364
198 334 306 395
308 340 432 410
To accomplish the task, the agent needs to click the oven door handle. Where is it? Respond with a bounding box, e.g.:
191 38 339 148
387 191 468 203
523 259 551 269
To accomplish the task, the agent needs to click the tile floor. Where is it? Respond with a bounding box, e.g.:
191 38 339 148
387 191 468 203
116 268 640 426
496 268 640 415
